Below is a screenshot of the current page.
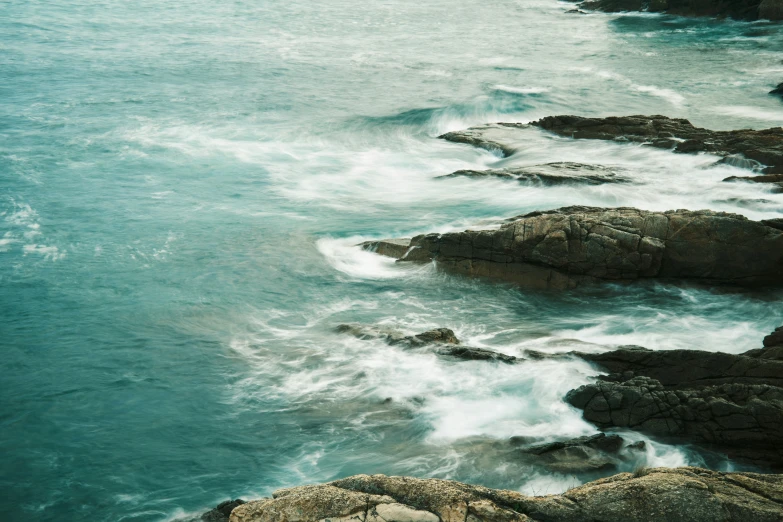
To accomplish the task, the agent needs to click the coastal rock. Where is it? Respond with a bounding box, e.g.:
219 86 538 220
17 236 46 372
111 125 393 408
572 0 782 20
230 468 783 522
438 162 631 186
723 174 783 193
200 500 246 522
772 82 783 99
364 206 783 289
515 433 643 473
336 324 517 363
441 116 783 174
566 328 783 468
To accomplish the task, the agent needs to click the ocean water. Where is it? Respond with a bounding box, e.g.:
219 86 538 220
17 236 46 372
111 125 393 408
2 1 783 520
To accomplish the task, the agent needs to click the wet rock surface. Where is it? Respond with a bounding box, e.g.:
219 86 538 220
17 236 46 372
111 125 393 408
723 174 783 192
196 500 246 522
566 329 783 468
438 162 630 186
229 468 783 522
363 206 783 289
336 324 518 363
569 0 782 21
515 433 644 473
772 82 783 99
441 116 783 175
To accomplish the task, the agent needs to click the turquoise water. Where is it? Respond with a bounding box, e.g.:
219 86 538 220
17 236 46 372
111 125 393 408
2 1 783 520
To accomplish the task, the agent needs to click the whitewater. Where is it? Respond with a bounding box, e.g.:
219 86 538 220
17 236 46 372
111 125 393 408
2 0 783 520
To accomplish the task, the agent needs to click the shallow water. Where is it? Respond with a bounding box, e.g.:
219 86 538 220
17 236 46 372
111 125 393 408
2 1 783 520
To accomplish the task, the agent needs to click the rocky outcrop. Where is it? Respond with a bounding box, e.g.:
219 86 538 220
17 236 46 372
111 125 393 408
570 0 783 21
229 468 783 522
438 163 630 186
363 206 783 289
440 116 783 175
515 433 645 473
565 330 783 468
336 324 518 363
197 500 246 522
771 83 783 99
723 174 783 193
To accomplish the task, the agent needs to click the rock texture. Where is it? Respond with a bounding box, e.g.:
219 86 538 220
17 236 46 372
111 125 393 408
441 116 783 175
566 331 783 468
570 0 783 20
515 433 644 474
438 162 630 186
197 500 246 522
724 174 783 193
336 324 518 363
229 468 783 522
363 206 783 289
772 83 783 99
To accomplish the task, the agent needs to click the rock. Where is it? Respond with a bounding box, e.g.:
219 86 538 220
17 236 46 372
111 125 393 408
771 82 783 99
565 328 783 468
436 346 518 364
516 433 631 473
364 206 783 290
229 468 783 522
531 115 783 174
438 162 631 186
566 376 783 468
439 123 527 157
439 116 783 174
723 174 783 192
336 324 517 363
572 0 781 20
201 500 246 522
361 239 412 259
760 0 783 20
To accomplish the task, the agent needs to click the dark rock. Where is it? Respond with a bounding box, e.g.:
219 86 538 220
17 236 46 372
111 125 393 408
364 206 783 290
528 115 783 174
566 327 783 469
723 174 783 192
201 499 245 522
565 376 783 468
763 218 783 231
336 324 518 363
439 123 527 157
436 345 518 364
439 162 631 186
574 0 781 20
360 238 411 259
231 468 783 522
514 433 632 473
566 8 589 12
772 82 783 99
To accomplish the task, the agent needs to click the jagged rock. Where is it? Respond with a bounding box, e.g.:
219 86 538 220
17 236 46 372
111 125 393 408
363 206 783 290
566 376 783 468
571 0 782 20
229 468 783 522
772 83 783 99
441 116 783 174
336 324 517 363
438 162 630 186
765 327 783 348
200 500 246 522
566 329 783 468
361 239 412 259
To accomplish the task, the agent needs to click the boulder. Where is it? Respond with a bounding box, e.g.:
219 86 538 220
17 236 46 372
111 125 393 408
515 433 642 473
438 162 630 186
229 468 783 522
363 206 783 289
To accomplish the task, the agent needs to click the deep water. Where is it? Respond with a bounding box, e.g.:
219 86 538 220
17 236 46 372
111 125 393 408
2 1 783 520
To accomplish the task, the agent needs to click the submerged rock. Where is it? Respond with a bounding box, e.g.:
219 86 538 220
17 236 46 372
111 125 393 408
566 328 783 468
515 433 643 473
363 206 783 289
439 162 631 186
229 468 783 522
571 0 782 20
336 324 517 363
